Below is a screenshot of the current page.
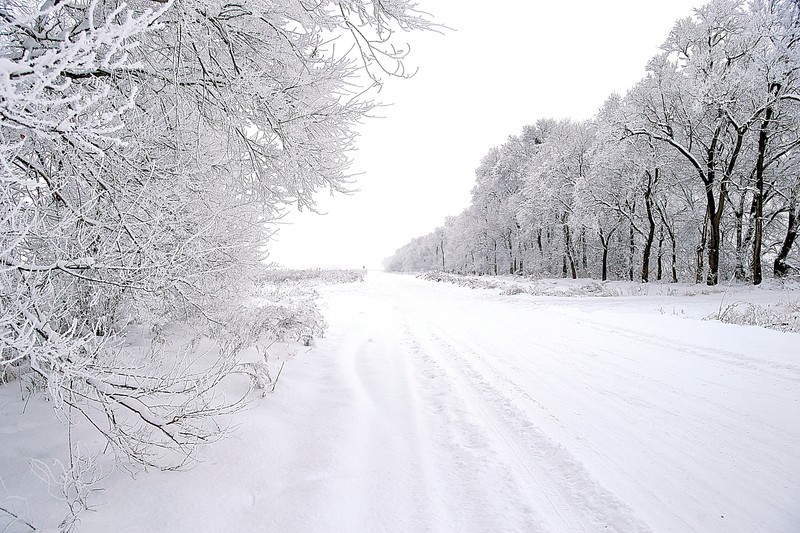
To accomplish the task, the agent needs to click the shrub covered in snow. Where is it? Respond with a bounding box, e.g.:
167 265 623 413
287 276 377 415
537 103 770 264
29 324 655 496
419 271 616 297
260 268 366 286
706 301 800 333
0 267 361 530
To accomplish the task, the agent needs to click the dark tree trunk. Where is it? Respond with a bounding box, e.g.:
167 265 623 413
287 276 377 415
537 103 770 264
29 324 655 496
706 118 742 286
657 201 678 283
628 222 635 282
704 142 720 286
733 192 747 281
774 189 798 277
564 222 577 279
657 225 664 281
580 227 588 272
671 236 678 283
641 169 658 283
506 234 517 274
599 227 615 282
697 212 708 284
752 102 774 285
707 194 722 285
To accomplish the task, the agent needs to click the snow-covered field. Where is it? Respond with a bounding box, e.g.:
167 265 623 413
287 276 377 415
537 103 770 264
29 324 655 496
3 272 800 532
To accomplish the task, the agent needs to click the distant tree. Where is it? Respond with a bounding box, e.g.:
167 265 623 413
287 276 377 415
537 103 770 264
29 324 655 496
517 120 593 279
386 0 800 286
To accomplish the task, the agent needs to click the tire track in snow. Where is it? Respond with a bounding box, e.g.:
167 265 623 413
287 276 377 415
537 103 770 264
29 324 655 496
335 296 450 531
394 321 545 532
414 317 707 532
414 302 794 530
318 275 800 531
394 279 800 531
547 307 800 381
534 307 800 448
339 286 543 531
404 316 651 533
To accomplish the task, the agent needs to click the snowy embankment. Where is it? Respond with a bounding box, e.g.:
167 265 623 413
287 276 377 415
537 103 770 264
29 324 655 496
3 272 800 532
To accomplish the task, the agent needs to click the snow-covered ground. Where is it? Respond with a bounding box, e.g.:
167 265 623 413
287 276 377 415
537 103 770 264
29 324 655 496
3 272 800 532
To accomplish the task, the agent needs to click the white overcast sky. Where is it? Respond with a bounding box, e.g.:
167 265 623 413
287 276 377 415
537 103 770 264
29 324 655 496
268 0 706 270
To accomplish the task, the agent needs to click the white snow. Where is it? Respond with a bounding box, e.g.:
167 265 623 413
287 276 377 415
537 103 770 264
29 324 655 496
2 272 800 532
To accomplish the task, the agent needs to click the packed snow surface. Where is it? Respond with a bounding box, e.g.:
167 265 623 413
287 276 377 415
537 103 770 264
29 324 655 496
4 272 800 532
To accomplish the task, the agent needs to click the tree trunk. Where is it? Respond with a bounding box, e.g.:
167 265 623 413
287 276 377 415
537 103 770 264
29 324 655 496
707 202 722 285
564 223 577 279
706 122 736 286
641 169 657 283
733 192 747 281
697 212 708 284
580 227 588 272
628 222 635 281
657 201 678 283
709 115 745 285
774 188 798 277
671 235 678 283
657 224 664 281
599 227 614 282
507 233 515 274
752 103 774 285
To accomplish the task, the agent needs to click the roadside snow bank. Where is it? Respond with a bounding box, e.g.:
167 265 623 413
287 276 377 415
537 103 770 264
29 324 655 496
417 271 800 333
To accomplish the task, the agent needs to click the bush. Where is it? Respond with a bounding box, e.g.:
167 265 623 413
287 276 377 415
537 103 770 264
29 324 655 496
706 301 800 333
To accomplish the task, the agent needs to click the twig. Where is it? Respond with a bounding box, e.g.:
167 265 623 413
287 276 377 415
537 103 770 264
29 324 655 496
269 361 286 393
0 506 36 531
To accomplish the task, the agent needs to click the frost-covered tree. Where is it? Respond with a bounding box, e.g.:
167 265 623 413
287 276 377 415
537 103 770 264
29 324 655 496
628 0 800 284
575 96 637 281
386 0 800 285
517 120 594 279
1 0 434 471
744 0 800 281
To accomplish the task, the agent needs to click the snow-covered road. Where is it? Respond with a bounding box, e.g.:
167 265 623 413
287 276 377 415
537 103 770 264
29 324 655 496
79 272 800 532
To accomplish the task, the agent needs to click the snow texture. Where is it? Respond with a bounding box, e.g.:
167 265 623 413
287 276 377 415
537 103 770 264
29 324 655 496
2 272 799 532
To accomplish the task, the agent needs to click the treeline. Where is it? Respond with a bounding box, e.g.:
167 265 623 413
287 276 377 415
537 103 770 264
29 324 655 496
387 0 800 285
